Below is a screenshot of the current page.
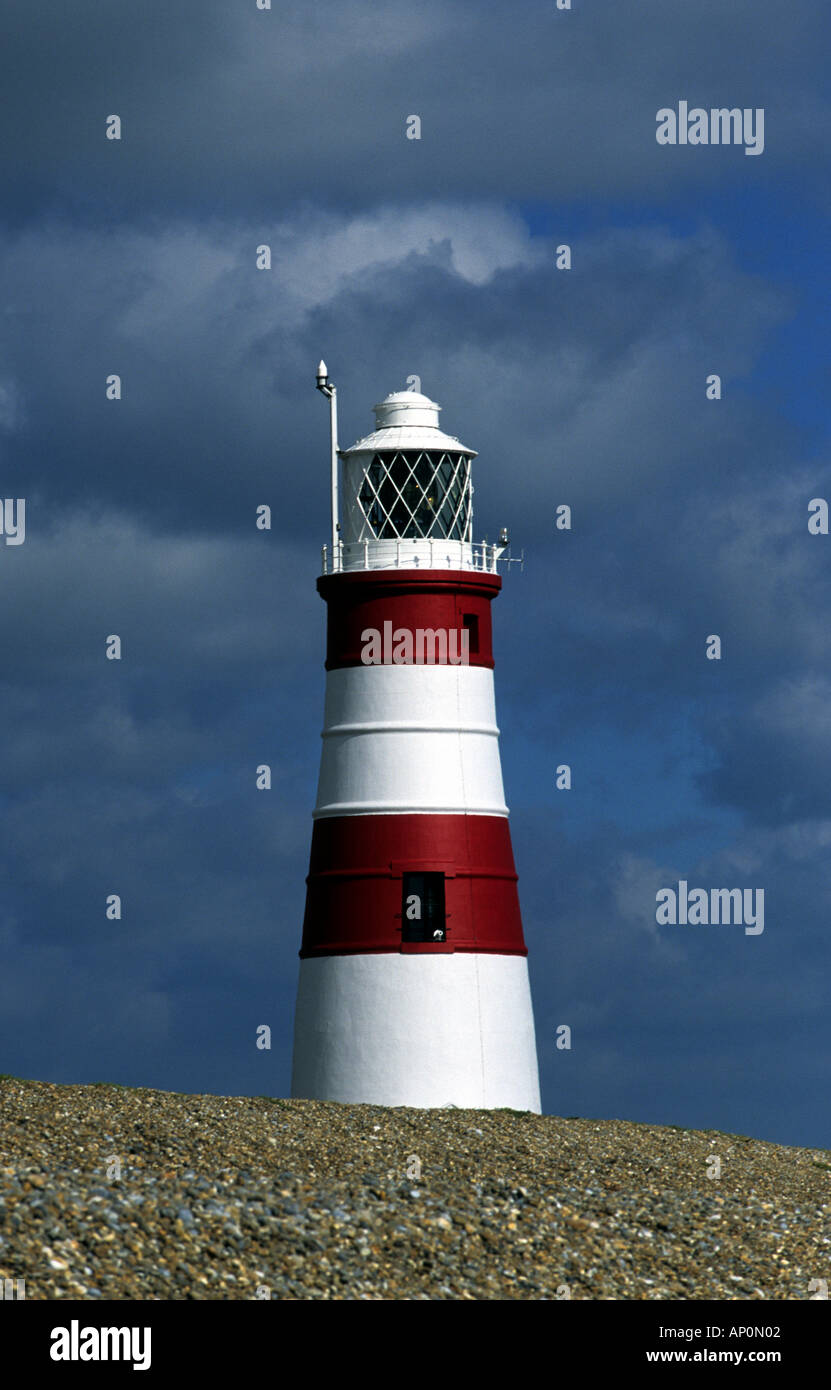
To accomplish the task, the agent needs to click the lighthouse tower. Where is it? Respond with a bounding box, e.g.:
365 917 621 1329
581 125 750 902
290 367 541 1111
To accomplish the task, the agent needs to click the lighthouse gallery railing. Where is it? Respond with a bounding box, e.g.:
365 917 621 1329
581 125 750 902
320 539 523 576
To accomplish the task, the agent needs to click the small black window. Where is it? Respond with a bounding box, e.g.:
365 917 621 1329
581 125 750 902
462 613 479 654
402 872 446 942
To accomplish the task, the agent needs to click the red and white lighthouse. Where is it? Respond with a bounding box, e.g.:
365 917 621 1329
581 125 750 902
290 367 541 1111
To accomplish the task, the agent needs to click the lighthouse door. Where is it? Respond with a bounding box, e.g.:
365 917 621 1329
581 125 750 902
402 872 446 943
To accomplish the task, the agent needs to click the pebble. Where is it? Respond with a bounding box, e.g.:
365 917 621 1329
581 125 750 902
0 1077 828 1300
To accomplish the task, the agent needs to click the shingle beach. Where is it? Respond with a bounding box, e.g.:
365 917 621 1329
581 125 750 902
1 1077 828 1300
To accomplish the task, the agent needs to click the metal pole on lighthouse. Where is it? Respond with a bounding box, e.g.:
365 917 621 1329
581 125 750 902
315 360 339 566
291 369 541 1111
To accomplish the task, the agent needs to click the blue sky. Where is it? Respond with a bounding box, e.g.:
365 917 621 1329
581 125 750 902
0 0 829 1147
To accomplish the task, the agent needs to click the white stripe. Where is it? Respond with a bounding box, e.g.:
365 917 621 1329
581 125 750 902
314 731 507 817
323 662 499 727
314 664 508 817
291 952 541 1111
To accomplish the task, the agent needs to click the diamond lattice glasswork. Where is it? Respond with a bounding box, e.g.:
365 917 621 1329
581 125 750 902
357 452 472 541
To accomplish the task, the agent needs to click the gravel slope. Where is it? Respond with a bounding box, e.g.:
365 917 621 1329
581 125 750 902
0 1077 828 1300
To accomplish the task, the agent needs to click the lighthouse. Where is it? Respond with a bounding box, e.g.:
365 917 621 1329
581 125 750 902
290 366 541 1112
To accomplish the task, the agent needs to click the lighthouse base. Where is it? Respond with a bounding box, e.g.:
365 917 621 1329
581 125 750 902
291 953 541 1112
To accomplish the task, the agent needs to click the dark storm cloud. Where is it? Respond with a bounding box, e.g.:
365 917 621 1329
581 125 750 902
0 511 317 1093
1 0 828 217
517 810 829 1142
0 205 826 1121
1 2 828 1141
0 208 796 538
698 678 831 825
4 203 824 763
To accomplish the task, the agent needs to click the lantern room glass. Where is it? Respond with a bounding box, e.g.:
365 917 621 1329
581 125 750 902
358 451 472 542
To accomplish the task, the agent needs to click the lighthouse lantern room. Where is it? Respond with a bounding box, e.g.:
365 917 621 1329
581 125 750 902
290 366 541 1111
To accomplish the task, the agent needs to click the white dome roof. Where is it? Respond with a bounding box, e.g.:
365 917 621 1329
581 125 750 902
342 390 476 458
373 391 440 429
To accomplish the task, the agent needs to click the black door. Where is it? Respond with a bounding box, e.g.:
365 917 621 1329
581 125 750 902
401 872 446 943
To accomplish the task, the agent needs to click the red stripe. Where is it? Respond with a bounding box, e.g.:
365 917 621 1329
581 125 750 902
301 813 527 957
318 569 500 670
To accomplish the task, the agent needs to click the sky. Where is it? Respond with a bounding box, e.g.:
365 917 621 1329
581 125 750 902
0 0 829 1147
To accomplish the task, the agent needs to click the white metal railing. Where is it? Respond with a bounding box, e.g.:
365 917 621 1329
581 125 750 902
320 538 524 576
